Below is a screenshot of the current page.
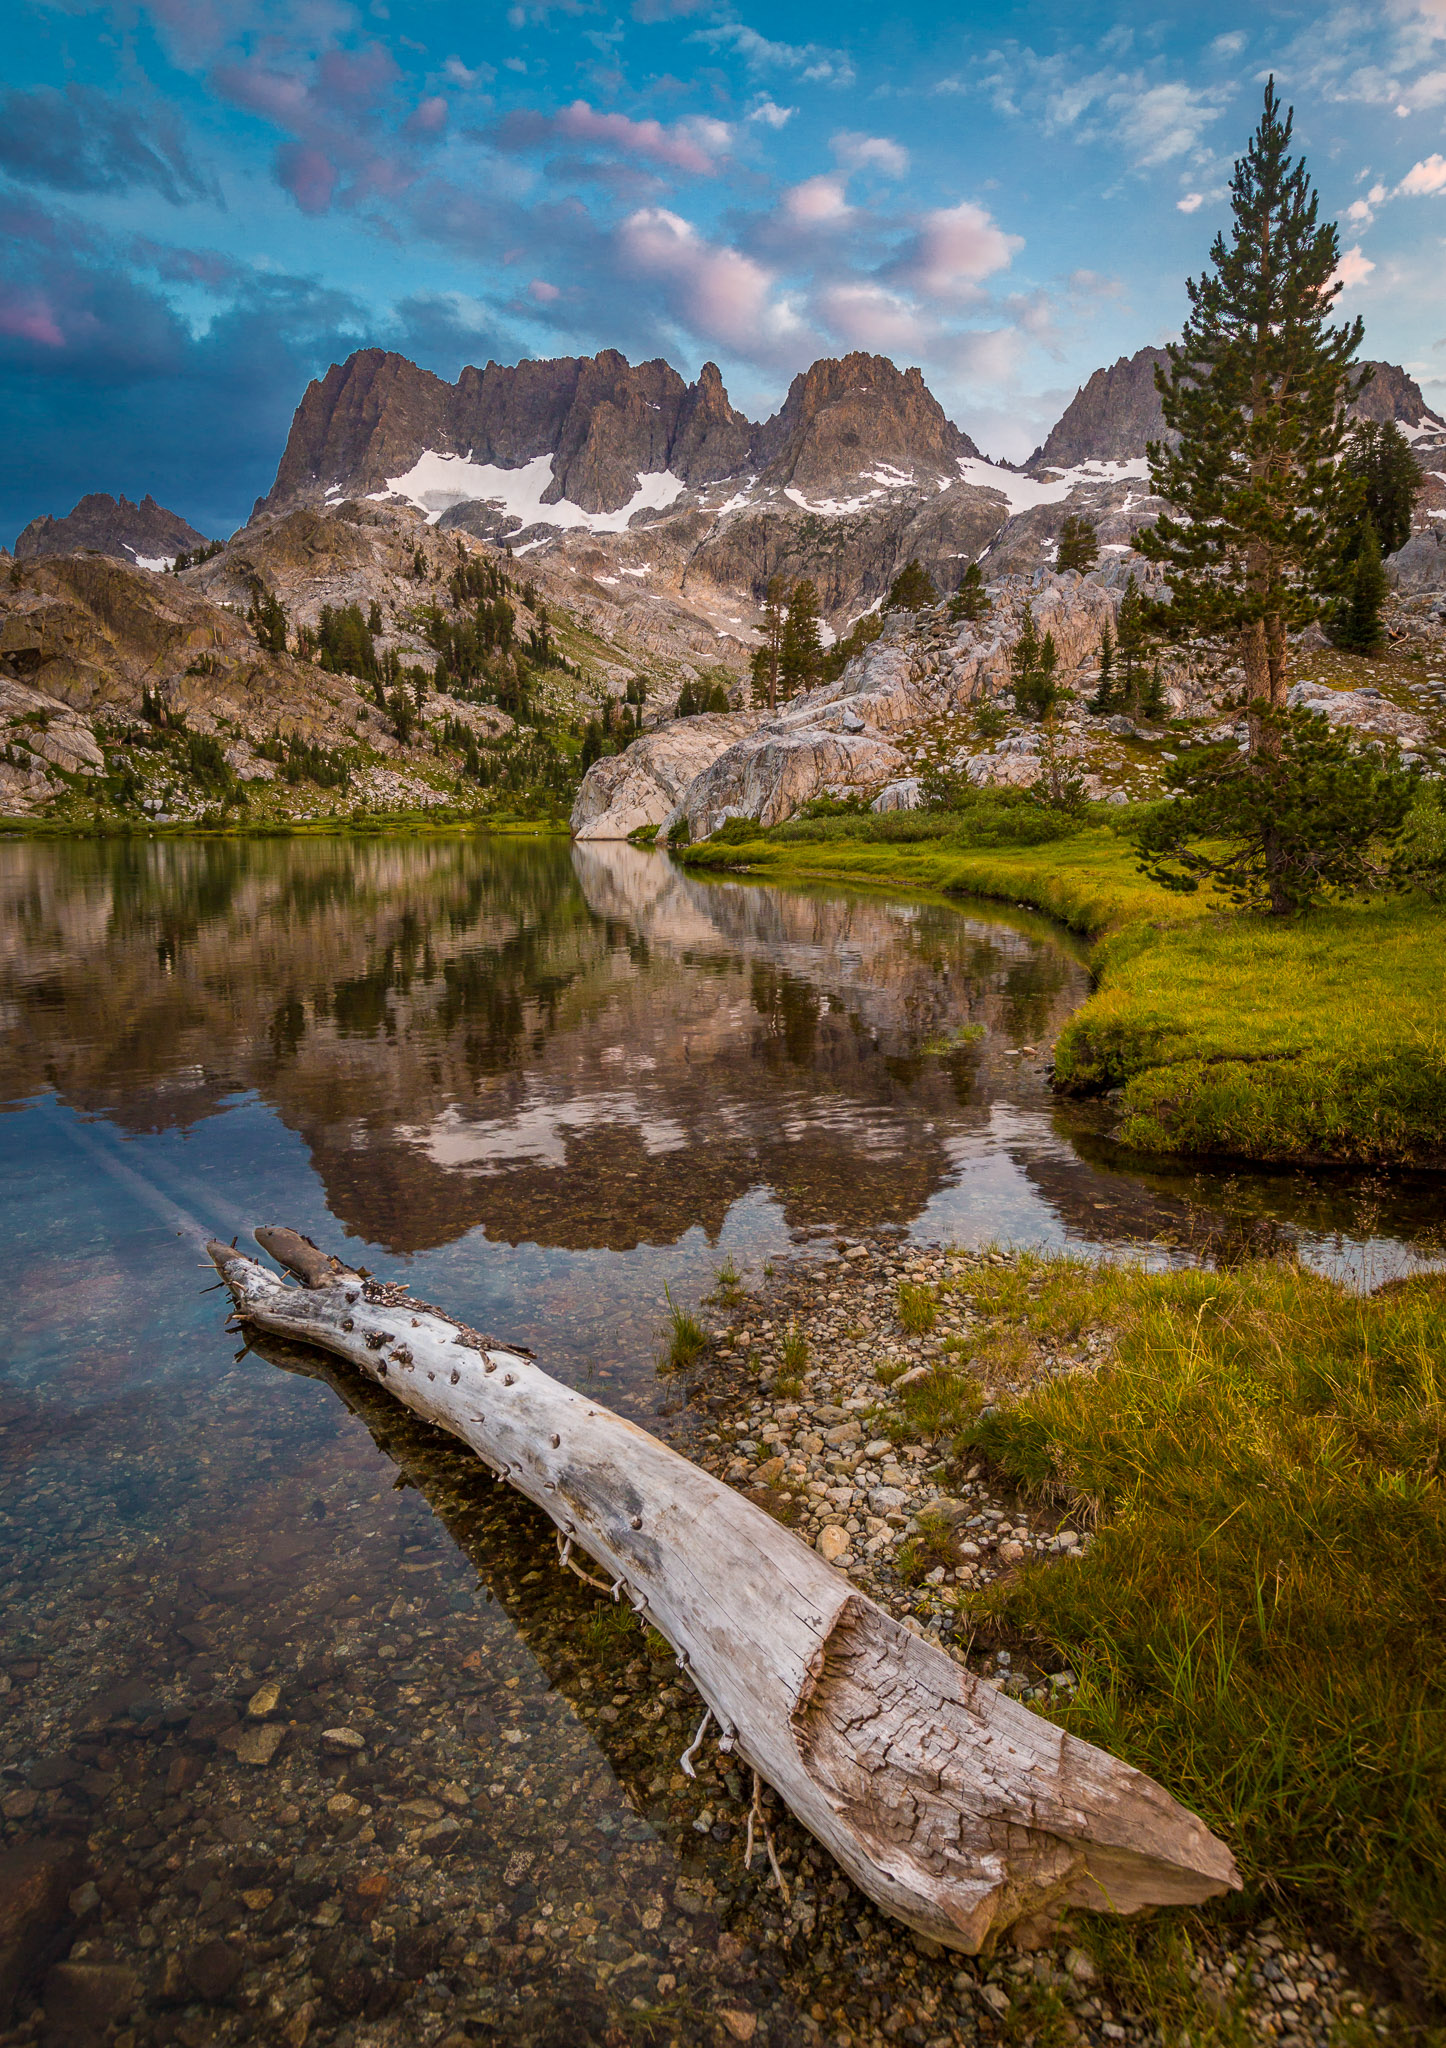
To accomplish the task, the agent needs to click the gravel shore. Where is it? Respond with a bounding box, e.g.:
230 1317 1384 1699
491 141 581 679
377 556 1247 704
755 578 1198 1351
0 1238 1404 2048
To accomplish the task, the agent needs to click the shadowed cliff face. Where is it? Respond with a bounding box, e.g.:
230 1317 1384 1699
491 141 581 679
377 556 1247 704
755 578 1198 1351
0 836 1089 1256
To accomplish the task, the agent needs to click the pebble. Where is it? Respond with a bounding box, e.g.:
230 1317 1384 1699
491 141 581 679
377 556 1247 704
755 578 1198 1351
319 1725 366 1756
232 1721 286 1765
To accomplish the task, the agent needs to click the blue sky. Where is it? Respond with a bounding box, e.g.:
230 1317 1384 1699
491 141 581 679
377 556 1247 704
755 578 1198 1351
4 0 1445 542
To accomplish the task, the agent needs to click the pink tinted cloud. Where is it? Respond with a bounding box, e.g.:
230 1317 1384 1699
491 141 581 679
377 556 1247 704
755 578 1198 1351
912 201 1022 296
620 207 775 349
816 281 923 352
0 291 65 347
276 141 338 212
785 174 850 224
529 278 560 301
408 96 448 137
503 101 730 175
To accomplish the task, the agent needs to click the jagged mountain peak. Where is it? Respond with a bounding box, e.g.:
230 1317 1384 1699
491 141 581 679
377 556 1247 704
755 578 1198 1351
264 345 758 521
14 491 210 565
756 352 981 498
1026 346 1443 476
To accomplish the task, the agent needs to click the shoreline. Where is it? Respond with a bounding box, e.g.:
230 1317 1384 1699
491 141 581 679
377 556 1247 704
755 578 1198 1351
674 1230 1416 2045
675 830 1446 1173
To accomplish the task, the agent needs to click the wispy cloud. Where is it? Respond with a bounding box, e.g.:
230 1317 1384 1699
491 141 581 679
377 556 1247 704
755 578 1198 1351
692 23 855 88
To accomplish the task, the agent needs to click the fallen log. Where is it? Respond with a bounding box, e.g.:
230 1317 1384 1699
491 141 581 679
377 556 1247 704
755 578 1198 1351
208 1227 1240 1952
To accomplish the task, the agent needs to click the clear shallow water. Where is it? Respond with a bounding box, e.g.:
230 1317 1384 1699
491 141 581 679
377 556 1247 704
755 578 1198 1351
1 835 1442 2047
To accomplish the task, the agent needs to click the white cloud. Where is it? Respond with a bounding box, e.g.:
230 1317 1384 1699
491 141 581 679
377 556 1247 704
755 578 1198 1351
443 56 493 88
693 23 855 88
747 98 796 129
1332 244 1376 288
784 174 851 224
1110 80 1225 166
831 131 909 177
1399 152 1446 193
1177 191 1204 212
1211 31 1247 57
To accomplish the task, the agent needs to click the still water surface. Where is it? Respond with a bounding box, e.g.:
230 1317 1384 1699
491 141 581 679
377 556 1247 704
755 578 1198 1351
1 836 1441 2046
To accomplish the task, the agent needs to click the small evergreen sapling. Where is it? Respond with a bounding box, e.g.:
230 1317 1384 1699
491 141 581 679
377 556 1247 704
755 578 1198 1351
1328 516 1389 655
1087 620 1117 713
1010 604 1059 720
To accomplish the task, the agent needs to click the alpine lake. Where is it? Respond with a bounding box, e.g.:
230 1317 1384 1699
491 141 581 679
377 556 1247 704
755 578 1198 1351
2 834 1442 2048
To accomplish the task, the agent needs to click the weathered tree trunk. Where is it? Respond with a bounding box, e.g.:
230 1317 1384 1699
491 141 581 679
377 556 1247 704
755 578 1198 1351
208 1228 1239 1953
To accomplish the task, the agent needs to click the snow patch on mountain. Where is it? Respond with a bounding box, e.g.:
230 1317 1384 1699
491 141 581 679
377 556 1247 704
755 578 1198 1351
372 450 688 531
956 456 1152 516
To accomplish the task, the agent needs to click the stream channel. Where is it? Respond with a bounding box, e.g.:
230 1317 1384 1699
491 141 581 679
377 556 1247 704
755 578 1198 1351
2 834 1442 2048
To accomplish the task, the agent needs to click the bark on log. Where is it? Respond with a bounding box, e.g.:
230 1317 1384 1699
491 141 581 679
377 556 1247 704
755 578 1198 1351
208 1227 1239 1952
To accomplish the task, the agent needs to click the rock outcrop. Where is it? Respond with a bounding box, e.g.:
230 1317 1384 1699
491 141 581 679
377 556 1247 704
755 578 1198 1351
1388 527 1446 592
1026 351 1440 475
572 573 1123 842
570 712 762 840
13 493 210 566
753 353 980 495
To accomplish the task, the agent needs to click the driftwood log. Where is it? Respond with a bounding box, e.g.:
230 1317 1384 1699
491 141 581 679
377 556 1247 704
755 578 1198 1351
208 1227 1239 1952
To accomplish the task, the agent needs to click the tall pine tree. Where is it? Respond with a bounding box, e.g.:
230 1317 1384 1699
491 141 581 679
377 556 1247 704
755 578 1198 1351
1137 79 1363 753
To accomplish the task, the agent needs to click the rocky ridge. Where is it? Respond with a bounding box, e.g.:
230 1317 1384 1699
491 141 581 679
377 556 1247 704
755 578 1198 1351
14 494 210 570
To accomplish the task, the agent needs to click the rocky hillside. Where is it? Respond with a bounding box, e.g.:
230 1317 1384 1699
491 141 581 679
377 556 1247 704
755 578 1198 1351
573 560 1446 844
14 493 211 569
0 503 739 825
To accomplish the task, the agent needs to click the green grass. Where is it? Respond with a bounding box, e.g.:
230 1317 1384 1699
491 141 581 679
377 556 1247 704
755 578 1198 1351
677 816 1446 1168
657 1289 708 1374
896 1279 939 1334
950 1256 1446 2012
1058 894 1446 1165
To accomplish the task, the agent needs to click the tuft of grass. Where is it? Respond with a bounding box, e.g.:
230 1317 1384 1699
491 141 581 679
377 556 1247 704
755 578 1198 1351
895 1505 961 1585
580 1603 636 1654
657 1287 707 1374
897 1279 939 1334
772 1374 804 1399
875 1358 912 1387
888 1365 982 1450
959 1255 1446 2007
707 1256 744 1304
781 1324 809 1377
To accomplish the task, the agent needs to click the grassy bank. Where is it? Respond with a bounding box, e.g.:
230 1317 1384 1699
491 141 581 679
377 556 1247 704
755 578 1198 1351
932 1254 1446 2019
677 816 1446 1168
0 808 570 839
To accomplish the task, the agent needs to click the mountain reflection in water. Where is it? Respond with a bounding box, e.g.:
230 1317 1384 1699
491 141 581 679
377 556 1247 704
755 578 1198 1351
1 834 1441 1309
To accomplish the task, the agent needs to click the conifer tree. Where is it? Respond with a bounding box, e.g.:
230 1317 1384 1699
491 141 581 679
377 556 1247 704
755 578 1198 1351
1087 619 1117 714
948 562 990 623
1115 576 1152 712
1137 79 1363 752
754 575 787 710
1328 516 1389 655
1056 515 1099 575
1010 605 1059 719
885 560 938 612
1341 420 1420 559
781 580 823 698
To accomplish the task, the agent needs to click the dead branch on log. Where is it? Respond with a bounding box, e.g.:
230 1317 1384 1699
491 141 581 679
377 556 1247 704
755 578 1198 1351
208 1226 1239 1953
